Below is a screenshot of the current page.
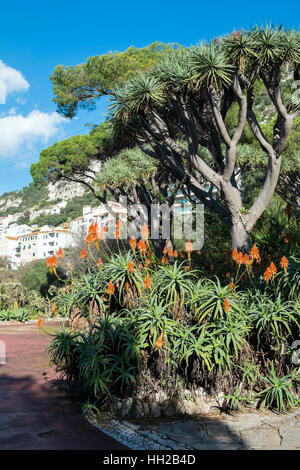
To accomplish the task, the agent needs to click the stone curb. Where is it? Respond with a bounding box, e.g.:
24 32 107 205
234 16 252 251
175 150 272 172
87 410 300 450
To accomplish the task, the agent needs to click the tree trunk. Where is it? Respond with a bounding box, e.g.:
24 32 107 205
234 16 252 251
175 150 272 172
230 220 250 252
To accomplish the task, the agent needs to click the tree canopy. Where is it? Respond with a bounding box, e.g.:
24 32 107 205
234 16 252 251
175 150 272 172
36 27 300 249
51 42 177 118
106 26 300 249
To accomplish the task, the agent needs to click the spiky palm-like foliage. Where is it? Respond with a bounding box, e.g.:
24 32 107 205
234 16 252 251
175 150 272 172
189 43 234 88
152 261 195 316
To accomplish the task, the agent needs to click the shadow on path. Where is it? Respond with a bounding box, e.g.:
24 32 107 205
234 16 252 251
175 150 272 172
0 324 127 450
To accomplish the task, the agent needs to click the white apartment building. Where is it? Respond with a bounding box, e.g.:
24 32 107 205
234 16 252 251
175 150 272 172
0 201 128 269
0 236 20 269
18 228 75 266
69 201 127 235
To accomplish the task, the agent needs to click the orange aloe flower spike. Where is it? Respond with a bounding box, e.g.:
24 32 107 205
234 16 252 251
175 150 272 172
243 253 251 267
107 280 115 296
264 267 272 285
128 260 135 273
269 262 277 278
37 318 44 328
185 240 193 253
52 304 58 315
223 297 231 313
280 256 289 275
144 272 152 290
141 222 150 240
81 248 87 260
250 244 259 260
130 236 137 251
236 252 244 265
154 332 164 351
232 248 238 261
138 240 147 253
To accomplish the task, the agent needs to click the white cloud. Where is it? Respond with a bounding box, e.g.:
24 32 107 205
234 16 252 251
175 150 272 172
0 60 29 104
0 109 68 158
16 96 26 105
14 161 29 170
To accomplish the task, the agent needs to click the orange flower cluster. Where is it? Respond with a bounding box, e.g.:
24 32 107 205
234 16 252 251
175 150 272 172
128 260 135 273
138 240 147 253
46 254 58 274
232 244 261 266
155 332 164 351
81 248 87 260
130 236 137 252
264 267 272 285
144 272 152 290
223 297 231 313
52 304 58 316
141 223 150 240
280 256 289 275
250 244 261 263
86 222 100 246
161 245 179 262
98 258 103 269
264 261 277 284
57 247 64 259
185 240 193 264
37 318 44 328
185 240 193 253
107 280 115 296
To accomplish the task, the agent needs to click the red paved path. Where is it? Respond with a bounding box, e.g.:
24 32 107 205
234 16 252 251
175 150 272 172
0 322 128 450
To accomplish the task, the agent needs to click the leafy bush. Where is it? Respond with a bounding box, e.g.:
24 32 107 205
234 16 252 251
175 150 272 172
257 363 299 413
47 211 300 413
0 308 29 322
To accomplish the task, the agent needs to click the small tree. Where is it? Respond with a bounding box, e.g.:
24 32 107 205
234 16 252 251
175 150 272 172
109 26 300 250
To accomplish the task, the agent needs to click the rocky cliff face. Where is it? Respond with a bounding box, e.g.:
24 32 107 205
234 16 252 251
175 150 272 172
47 180 86 201
0 173 99 225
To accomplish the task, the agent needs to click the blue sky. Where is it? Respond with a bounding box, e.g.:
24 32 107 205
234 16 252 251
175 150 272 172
0 0 299 194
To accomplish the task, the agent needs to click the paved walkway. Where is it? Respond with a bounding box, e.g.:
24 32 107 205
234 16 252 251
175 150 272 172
0 322 127 450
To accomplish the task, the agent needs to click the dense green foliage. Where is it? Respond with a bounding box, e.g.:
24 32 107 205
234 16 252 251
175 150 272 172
49 205 300 413
51 42 177 118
